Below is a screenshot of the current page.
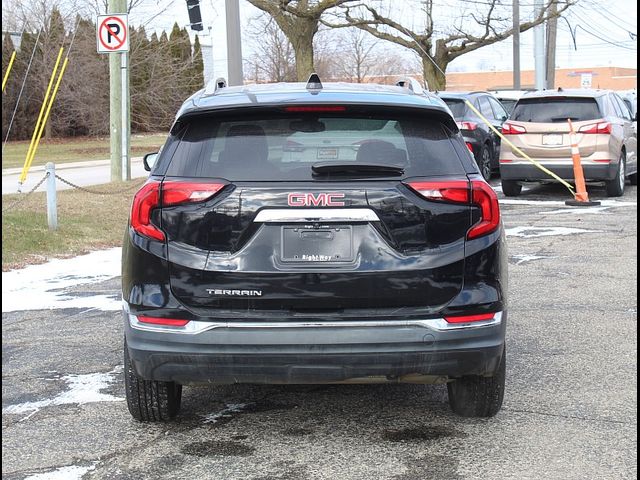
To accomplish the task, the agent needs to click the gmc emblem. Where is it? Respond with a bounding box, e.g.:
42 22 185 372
288 192 345 207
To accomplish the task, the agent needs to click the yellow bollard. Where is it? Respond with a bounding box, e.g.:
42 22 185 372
2 51 16 92
19 47 64 185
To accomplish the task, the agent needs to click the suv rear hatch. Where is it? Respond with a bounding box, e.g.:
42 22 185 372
508 96 604 158
152 107 486 315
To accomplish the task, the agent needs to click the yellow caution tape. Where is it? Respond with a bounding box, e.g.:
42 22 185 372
19 47 64 185
2 51 16 92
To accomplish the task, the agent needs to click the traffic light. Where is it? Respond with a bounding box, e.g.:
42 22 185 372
186 0 203 31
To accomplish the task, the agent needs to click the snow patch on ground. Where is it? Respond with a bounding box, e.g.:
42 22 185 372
1 248 121 313
544 200 637 215
202 403 250 424
510 254 553 265
2 366 123 420
506 226 601 238
24 464 96 480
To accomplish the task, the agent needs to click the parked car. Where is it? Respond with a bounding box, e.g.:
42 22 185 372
499 89 638 197
620 90 637 135
123 76 508 421
437 91 509 180
491 89 531 115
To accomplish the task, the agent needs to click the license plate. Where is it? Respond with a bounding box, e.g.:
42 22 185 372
281 226 353 263
542 134 563 145
317 147 338 159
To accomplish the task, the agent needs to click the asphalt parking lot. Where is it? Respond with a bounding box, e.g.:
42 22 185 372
2 182 637 480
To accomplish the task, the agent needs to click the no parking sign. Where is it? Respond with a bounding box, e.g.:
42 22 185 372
97 14 129 53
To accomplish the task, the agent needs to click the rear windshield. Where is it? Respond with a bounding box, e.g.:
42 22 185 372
499 99 517 114
511 97 601 123
441 99 466 118
164 113 466 180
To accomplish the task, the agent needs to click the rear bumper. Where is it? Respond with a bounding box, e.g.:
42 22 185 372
499 162 616 181
124 309 506 385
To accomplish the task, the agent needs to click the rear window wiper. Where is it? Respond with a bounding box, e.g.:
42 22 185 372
312 162 404 176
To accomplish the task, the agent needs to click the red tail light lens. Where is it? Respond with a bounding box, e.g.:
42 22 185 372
130 180 164 241
444 312 496 323
501 123 527 134
468 180 500 239
456 121 478 131
162 181 225 206
578 122 611 134
130 181 225 241
465 142 474 153
284 106 346 112
406 179 500 240
137 316 190 327
407 181 470 203
283 140 305 152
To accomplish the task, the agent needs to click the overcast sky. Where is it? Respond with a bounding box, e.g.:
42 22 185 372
126 0 637 81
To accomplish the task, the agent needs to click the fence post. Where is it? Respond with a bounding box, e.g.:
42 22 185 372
45 162 57 230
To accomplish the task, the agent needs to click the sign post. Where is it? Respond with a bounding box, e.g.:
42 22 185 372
97 10 130 182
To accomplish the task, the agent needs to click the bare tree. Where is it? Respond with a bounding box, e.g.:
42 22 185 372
246 0 358 81
245 14 296 83
325 0 576 90
334 28 376 82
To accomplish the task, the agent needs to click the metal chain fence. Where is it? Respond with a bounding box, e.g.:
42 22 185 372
54 174 143 195
2 173 49 213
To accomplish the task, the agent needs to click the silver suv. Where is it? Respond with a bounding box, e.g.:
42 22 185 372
499 89 638 197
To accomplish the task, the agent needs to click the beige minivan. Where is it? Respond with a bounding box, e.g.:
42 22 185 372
499 89 637 197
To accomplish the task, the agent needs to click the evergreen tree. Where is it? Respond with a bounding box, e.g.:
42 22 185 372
191 35 204 92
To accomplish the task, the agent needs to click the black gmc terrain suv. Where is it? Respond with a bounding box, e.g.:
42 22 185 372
122 75 508 421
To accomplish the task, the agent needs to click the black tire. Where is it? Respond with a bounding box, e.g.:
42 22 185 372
447 347 506 418
476 144 493 181
124 340 182 421
605 154 626 197
501 179 522 197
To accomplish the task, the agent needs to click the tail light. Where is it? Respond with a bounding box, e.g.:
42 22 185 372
137 315 190 327
501 123 527 135
465 142 474 153
130 180 164 241
444 312 496 324
284 106 346 112
130 180 225 241
406 180 500 240
162 181 225 206
456 121 477 131
578 122 611 134
283 140 305 152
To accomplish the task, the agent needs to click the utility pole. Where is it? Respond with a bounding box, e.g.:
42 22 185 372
546 0 558 89
108 0 129 181
225 0 243 85
513 0 521 89
533 0 546 90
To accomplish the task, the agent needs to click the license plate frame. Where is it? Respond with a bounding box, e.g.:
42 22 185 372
542 134 563 146
281 225 353 263
317 147 339 160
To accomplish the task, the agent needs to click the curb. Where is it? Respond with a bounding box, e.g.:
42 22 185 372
2 157 143 176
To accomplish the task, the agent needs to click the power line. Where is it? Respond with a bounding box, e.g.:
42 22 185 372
573 6 637 39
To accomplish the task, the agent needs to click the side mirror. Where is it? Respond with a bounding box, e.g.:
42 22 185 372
501 115 508 122
143 152 158 172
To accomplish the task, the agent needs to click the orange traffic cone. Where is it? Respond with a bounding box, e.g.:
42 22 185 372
565 119 601 207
